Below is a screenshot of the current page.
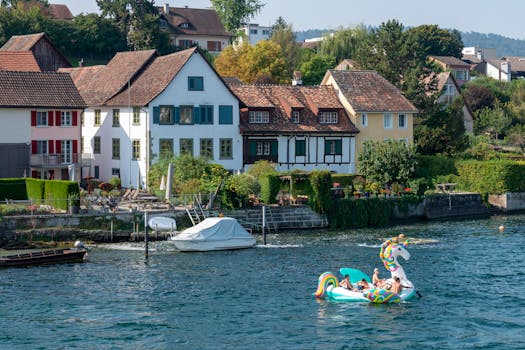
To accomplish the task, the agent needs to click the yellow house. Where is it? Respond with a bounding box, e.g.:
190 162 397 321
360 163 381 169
321 70 418 157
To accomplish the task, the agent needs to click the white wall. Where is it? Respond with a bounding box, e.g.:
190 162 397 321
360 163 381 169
0 109 30 143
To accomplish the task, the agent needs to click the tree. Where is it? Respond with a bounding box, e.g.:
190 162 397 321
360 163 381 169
463 84 496 112
319 25 369 64
506 124 525 154
405 25 463 58
210 0 264 32
357 140 416 186
474 106 511 139
299 53 335 85
270 17 300 71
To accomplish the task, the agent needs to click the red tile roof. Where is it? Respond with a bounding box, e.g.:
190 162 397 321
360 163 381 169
325 70 418 113
58 65 106 94
229 84 359 135
159 6 232 37
0 51 40 71
0 33 45 51
0 71 85 108
429 55 471 69
48 4 74 20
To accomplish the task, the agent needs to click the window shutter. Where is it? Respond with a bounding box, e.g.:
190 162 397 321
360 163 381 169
174 107 180 124
249 141 257 156
72 111 78 126
153 106 160 124
49 140 54 154
31 140 37 154
171 106 176 125
219 105 233 124
73 140 78 154
31 111 36 126
193 106 200 124
48 111 54 126
270 141 278 156
55 111 61 126
55 140 61 154
324 140 330 154
335 140 342 154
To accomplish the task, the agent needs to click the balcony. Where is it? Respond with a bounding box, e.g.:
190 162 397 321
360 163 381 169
245 154 278 164
31 153 79 168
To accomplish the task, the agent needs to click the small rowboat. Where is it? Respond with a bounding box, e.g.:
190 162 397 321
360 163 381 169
0 241 88 268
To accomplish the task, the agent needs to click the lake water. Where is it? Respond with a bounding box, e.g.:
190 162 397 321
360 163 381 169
1 215 525 349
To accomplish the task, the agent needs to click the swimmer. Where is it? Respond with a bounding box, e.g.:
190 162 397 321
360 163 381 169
498 225 505 232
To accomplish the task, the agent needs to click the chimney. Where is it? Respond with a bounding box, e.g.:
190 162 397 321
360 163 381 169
78 58 84 67
476 50 483 61
164 3 169 14
292 71 302 86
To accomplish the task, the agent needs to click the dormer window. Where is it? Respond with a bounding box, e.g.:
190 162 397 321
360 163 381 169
292 110 300 124
159 19 167 28
180 23 189 29
319 111 338 124
249 110 269 123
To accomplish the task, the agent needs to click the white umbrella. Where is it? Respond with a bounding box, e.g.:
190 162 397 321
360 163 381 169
159 175 166 190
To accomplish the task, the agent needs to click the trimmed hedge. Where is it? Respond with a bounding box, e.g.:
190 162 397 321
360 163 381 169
456 160 525 195
309 170 333 214
259 174 281 204
414 155 457 179
26 178 45 204
328 197 395 228
44 180 80 210
0 178 27 200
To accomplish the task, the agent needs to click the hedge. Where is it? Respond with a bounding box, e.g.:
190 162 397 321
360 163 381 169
413 155 457 179
259 174 280 204
309 170 333 214
328 197 395 228
0 178 27 200
456 160 525 195
26 178 45 204
44 180 80 210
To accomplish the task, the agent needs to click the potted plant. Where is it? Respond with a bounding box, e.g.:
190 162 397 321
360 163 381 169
68 193 80 214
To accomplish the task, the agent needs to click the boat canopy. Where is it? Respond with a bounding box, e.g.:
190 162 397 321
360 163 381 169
178 217 252 241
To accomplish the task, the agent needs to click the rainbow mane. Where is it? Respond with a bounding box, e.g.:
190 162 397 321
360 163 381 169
364 289 402 304
314 272 339 298
380 239 408 272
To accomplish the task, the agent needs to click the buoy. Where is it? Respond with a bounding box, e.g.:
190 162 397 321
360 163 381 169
498 225 505 232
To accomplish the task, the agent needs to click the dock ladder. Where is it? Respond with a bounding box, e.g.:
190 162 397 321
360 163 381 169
185 194 207 226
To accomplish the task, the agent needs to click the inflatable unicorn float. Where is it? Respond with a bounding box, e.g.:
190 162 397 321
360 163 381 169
314 236 417 303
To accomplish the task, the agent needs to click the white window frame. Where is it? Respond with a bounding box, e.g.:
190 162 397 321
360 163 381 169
61 111 72 126
36 111 48 126
319 111 338 124
61 140 72 163
398 113 407 129
249 110 269 124
292 110 300 124
383 113 393 129
36 140 48 154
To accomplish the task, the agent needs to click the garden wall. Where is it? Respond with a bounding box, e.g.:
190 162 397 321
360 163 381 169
489 192 525 211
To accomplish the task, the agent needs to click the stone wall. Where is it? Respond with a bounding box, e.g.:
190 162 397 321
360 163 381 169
489 192 525 211
424 193 489 219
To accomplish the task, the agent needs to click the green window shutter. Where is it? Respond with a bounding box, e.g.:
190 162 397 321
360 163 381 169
219 105 233 124
249 141 257 156
270 141 278 156
296 140 305 156
174 107 180 124
153 107 160 124
335 140 342 154
193 106 200 124
324 140 330 154
171 106 176 125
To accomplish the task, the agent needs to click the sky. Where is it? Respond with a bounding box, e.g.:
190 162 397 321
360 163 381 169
51 0 525 40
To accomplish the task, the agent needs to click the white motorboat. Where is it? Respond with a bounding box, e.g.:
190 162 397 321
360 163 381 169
168 217 256 252
148 216 177 232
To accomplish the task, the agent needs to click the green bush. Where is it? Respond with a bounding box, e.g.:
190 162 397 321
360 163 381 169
413 155 457 179
26 178 45 204
44 180 80 210
456 160 525 196
0 178 27 200
259 174 281 204
309 170 333 214
220 174 259 209
328 198 368 228
331 174 360 188
366 198 394 227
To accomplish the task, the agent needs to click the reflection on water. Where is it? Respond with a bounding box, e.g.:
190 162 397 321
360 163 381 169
1 215 524 349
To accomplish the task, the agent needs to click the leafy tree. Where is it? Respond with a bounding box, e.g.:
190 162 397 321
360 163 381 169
319 25 369 64
0 4 48 44
406 25 463 58
463 84 496 113
299 53 335 85
246 160 277 181
220 173 259 209
270 17 300 71
506 124 525 154
210 0 264 32
357 140 416 186
474 106 511 139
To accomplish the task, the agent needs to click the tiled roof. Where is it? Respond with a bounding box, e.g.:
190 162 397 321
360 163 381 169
76 50 157 106
429 55 471 68
58 65 106 94
48 4 74 20
0 71 85 108
462 54 482 64
325 70 418 113
222 76 243 85
0 51 40 71
106 48 196 106
0 33 45 51
159 6 232 37
229 83 359 135
334 59 359 71
500 56 525 72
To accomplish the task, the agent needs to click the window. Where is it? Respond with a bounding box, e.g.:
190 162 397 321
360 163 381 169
219 138 232 159
361 113 368 127
159 139 173 158
250 29 258 35
188 76 203 91
454 70 467 80
200 138 213 159
398 114 407 129
325 139 342 155
249 140 277 157
160 106 173 125
36 140 48 154
94 110 101 126
133 107 141 125
112 138 120 159
262 29 270 35
249 110 269 123
180 139 193 155
61 140 72 163
132 139 140 160
93 136 101 154
295 139 306 156
257 142 270 155
61 111 72 126
179 39 193 48
36 111 47 126
207 41 222 51
159 19 167 28
219 105 233 124
445 84 455 96
292 111 300 124
112 109 120 127
319 111 338 124
180 22 189 29
112 168 120 177
383 113 393 129
179 106 193 124
200 105 213 124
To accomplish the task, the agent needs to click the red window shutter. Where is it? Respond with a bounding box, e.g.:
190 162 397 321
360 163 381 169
48 111 54 126
73 139 78 153
31 111 36 126
72 111 78 126
55 140 61 154
31 171 38 178
55 111 61 126
49 140 54 154
31 140 37 154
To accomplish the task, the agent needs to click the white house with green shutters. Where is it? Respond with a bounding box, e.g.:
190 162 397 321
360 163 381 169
62 47 242 189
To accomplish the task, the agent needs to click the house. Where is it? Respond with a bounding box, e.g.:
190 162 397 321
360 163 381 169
429 56 471 87
157 4 233 54
0 33 71 71
61 47 242 189
228 83 359 173
334 59 359 71
434 72 474 133
237 23 272 46
321 70 418 157
46 4 74 21
476 59 512 82
0 71 85 179
462 46 497 61
499 56 525 79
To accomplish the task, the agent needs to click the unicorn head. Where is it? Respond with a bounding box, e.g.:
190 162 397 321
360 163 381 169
379 238 410 281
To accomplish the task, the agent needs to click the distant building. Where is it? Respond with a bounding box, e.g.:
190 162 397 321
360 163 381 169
429 56 471 87
462 46 497 61
237 23 272 46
